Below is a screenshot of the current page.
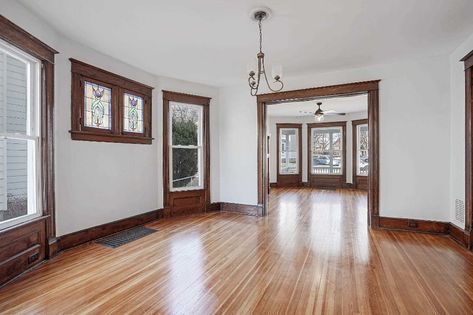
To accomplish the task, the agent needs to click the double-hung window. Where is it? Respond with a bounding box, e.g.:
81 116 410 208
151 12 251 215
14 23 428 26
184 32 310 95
0 39 41 229
310 126 343 175
279 128 299 175
169 102 203 191
356 123 369 176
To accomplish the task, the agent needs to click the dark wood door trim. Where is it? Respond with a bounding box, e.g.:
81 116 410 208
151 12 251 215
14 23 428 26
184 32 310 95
163 91 211 217
463 50 473 249
0 15 57 285
276 123 302 187
257 80 380 226
307 121 347 189
352 119 369 190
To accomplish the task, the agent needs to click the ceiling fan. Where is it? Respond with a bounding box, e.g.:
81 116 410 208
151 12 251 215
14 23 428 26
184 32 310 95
299 102 346 121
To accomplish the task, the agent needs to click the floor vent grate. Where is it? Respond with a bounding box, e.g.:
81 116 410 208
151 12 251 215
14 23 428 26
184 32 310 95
96 226 157 248
455 199 465 223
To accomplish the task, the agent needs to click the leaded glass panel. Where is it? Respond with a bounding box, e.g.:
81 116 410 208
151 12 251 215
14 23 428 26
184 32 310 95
84 81 112 130
123 93 144 133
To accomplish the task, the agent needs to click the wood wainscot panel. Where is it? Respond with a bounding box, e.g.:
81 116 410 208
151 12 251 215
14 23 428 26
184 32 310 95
0 217 47 286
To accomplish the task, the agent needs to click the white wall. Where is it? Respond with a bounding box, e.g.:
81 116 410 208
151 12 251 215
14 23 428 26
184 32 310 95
220 55 451 221
268 112 367 184
449 32 473 229
2 0 220 236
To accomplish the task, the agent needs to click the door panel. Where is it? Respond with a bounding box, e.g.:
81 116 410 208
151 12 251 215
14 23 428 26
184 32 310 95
163 91 210 216
307 122 346 189
276 124 302 187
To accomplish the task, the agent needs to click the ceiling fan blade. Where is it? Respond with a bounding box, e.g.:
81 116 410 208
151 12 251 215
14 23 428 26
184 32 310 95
324 112 346 116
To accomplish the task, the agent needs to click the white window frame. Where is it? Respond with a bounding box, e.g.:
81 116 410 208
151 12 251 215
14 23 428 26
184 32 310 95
310 126 343 175
169 102 204 192
278 127 299 175
356 123 369 176
0 38 42 231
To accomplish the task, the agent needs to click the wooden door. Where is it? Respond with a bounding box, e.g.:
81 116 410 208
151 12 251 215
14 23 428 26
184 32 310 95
276 124 302 187
307 122 346 189
163 91 211 217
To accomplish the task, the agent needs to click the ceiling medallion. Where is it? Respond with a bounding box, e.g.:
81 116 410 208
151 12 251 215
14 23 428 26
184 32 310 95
248 8 284 96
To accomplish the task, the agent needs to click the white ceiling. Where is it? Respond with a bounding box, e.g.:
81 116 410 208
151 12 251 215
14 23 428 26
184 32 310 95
19 0 473 87
267 94 367 117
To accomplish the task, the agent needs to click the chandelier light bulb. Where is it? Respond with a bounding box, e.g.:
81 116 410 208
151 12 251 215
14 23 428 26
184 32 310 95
272 65 283 81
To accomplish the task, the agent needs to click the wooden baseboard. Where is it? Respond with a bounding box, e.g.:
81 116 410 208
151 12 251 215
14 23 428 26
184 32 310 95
377 216 449 234
56 209 163 253
448 223 471 248
376 216 471 249
208 202 222 212
220 203 263 216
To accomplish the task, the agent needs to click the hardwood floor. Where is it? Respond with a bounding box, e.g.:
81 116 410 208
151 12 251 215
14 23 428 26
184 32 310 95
1 188 473 314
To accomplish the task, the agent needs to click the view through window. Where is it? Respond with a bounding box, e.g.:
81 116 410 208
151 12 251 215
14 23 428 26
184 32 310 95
170 102 203 190
311 127 343 175
356 124 369 176
0 39 41 229
279 128 298 174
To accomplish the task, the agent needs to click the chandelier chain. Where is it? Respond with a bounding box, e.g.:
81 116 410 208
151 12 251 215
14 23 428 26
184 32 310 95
258 18 263 53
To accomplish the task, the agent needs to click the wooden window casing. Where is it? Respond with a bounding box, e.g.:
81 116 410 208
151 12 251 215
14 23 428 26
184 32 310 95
70 59 153 144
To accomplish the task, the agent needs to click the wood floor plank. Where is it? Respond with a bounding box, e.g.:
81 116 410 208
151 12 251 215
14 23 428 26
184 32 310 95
1 188 473 314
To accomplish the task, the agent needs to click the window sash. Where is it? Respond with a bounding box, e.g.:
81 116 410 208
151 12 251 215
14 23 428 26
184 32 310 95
279 128 299 175
356 124 369 176
169 102 204 191
311 127 343 175
0 39 41 231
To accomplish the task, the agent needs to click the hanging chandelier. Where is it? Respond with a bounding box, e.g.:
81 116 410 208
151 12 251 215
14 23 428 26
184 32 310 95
248 8 284 96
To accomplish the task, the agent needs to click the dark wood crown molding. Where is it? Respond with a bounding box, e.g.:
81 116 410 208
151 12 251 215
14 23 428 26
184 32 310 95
461 49 473 70
162 90 212 106
257 80 380 104
0 15 58 64
70 58 154 96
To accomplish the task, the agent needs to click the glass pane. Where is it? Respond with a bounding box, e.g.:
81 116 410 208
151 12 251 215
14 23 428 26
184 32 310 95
123 93 144 133
84 81 112 130
279 128 298 174
172 148 201 189
311 127 343 175
357 124 369 176
1 54 28 134
0 139 34 223
171 102 201 146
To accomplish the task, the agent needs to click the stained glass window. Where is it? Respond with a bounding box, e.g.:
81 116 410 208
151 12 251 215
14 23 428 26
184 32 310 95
123 93 144 133
84 81 112 130
71 59 152 144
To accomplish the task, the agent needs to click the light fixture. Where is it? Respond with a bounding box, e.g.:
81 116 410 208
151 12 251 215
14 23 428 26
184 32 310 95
248 8 284 96
314 102 324 121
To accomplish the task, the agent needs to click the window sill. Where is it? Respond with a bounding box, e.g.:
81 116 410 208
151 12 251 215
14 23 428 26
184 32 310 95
70 130 153 144
170 187 204 193
0 213 45 232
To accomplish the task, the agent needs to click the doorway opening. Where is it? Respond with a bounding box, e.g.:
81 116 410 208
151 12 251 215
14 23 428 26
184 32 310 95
256 81 380 227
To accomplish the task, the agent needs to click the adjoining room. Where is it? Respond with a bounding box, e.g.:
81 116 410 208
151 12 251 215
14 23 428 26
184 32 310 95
1 0 473 313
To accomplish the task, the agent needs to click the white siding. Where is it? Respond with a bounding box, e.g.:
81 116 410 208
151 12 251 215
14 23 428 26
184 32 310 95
0 51 28 218
0 52 6 212
5 56 28 200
